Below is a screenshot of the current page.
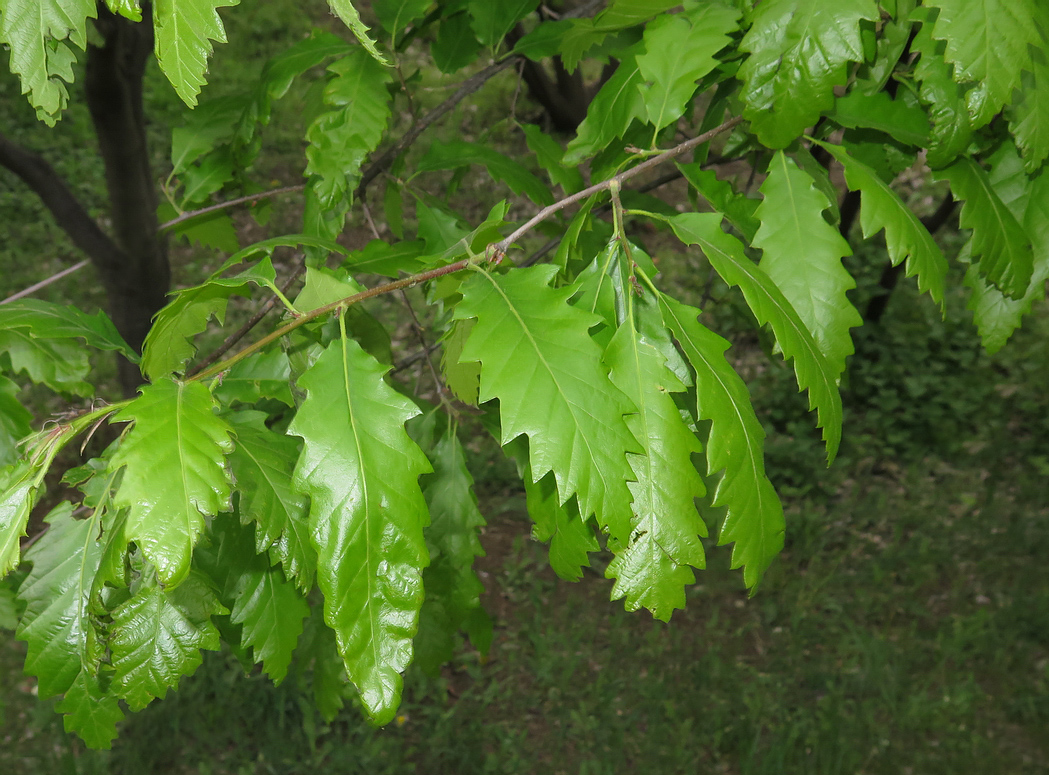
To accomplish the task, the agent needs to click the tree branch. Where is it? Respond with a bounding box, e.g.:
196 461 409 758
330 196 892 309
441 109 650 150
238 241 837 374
0 132 127 275
1 260 90 305
159 184 305 232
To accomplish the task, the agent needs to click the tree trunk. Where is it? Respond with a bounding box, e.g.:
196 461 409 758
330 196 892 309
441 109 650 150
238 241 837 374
85 1 169 395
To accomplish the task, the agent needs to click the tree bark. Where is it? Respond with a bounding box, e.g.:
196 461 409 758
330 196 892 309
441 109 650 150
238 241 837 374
84 1 169 394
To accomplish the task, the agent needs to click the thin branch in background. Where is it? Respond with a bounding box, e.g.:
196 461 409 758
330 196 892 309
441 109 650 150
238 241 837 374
1 260 90 305
159 184 304 232
189 258 306 375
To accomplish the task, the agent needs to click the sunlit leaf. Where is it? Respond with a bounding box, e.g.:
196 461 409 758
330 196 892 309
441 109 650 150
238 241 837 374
154 0 239 108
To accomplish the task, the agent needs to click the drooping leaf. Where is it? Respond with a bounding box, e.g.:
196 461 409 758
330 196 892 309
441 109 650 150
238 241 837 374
467 0 538 48
738 0 879 148
110 379 234 588
677 162 760 242
911 7 974 168
936 158 1033 298
207 515 309 683
306 48 393 208
109 570 228 711
0 300 137 360
924 0 1045 128
1009 35 1049 173
55 671 124 749
226 411 315 591
636 4 739 131
659 296 784 590
0 0 95 124
419 140 553 205
669 212 843 460
603 321 707 621
372 0 430 43
288 332 431 725
141 258 278 381
153 0 239 108
454 265 639 543
0 375 32 468
819 142 947 307
325 0 390 65
964 142 1049 351
753 152 862 381
432 11 481 73
0 330 92 395
564 49 644 164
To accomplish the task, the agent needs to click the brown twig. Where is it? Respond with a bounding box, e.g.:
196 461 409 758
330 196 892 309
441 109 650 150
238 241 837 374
159 184 305 233
1 260 90 304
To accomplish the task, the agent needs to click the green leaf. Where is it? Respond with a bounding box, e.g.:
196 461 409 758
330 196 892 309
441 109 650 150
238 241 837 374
830 90 931 147
636 5 739 131
669 212 843 460
419 140 554 205
306 49 393 208
343 239 427 278
564 49 644 164
964 143 1049 352
677 162 760 242
521 123 584 194
1008 26 1049 173
936 158 1033 298
738 0 879 148
110 379 234 588
104 0 142 21
372 0 430 42
504 436 597 581
0 300 137 360
753 152 861 381
603 320 707 621
0 0 95 124
432 11 481 73
0 462 38 577
0 375 32 468
208 515 309 683
454 265 639 543
596 0 681 30
467 0 538 48
153 0 238 108
0 580 16 630
288 332 431 725
659 296 784 590
0 330 92 395
440 319 481 405
911 8 974 167
110 570 228 711
325 0 390 65
226 411 315 591
141 258 277 381
55 671 124 749
213 349 294 406
818 143 947 308
925 0 1045 128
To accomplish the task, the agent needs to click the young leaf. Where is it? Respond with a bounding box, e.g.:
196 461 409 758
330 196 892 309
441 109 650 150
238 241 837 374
55 671 124 750
0 462 38 577
669 212 843 460
0 0 95 124
109 570 228 711
936 158 1033 298
659 296 784 590
911 8 974 168
924 0 1045 128
819 143 947 308
288 333 431 725
738 0 879 148
603 323 707 621
454 265 640 543
154 0 238 108
1008 32 1049 173
226 411 315 591
753 152 862 381
110 379 234 588
636 4 739 132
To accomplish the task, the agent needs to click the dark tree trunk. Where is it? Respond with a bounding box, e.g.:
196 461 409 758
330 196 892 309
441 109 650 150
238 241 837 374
85 1 169 394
